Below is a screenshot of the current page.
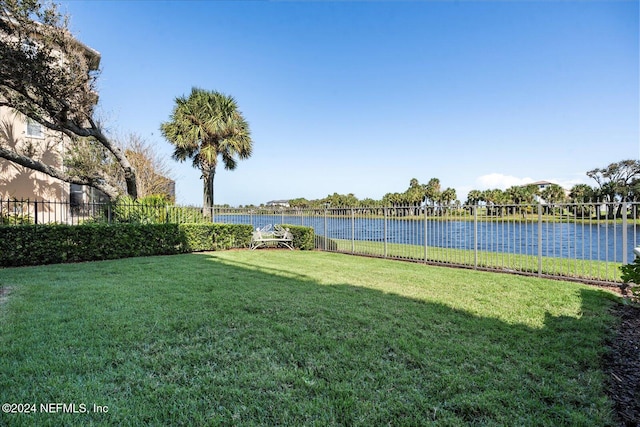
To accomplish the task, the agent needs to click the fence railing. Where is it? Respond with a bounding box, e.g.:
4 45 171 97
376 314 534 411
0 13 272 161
0 199 213 226
214 203 638 284
2 199 638 284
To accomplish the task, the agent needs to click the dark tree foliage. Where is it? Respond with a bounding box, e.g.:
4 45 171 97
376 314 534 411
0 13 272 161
0 0 137 199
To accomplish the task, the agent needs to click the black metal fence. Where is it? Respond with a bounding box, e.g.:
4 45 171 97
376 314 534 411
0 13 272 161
0 198 211 225
2 198 638 283
213 203 638 284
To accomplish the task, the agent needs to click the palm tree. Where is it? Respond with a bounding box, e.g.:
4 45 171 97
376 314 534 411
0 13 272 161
405 178 424 216
505 185 537 216
423 178 441 216
569 183 596 217
465 190 482 205
161 88 252 217
569 184 596 204
436 187 456 216
482 189 507 216
540 184 567 215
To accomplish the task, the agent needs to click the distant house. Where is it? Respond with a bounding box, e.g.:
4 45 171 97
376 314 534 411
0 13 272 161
266 200 290 208
521 181 569 203
527 181 553 192
528 180 569 193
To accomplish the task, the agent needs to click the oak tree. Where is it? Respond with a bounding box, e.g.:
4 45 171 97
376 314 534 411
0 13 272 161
0 0 137 199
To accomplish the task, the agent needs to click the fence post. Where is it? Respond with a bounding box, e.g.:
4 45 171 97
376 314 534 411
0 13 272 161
351 208 355 254
473 206 478 269
424 204 428 262
622 201 628 265
324 208 328 243
538 203 543 277
384 207 388 258
34 200 38 225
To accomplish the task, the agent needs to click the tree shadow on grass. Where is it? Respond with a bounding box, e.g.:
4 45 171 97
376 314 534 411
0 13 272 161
0 252 619 426
185 253 618 426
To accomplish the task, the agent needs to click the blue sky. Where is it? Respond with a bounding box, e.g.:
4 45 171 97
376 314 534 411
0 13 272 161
60 0 638 206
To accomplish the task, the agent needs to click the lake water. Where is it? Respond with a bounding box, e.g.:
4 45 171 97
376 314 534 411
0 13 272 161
221 214 639 263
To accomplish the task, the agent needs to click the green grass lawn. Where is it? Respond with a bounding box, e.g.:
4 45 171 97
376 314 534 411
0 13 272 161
0 251 620 426
331 239 624 283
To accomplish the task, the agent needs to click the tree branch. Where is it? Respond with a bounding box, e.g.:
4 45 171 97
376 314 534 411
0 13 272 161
0 145 120 199
0 1 138 199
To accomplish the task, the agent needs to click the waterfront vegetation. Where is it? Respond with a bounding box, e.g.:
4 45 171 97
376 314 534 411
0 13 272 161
4 198 639 226
0 251 620 425
301 207 640 224
2 199 633 283
215 206 640 229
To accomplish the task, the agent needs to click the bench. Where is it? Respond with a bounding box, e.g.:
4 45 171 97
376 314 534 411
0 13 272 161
250 224 294 250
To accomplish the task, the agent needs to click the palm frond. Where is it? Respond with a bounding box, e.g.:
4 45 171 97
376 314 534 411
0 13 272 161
159 87 253 206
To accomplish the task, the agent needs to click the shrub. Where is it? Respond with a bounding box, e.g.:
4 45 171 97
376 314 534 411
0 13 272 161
1 199 34 225
0 224 184 267
109 195 169 224
87 197 210 225
1 212 33 225
281 224 314 250
211 223 253 250
178 223 252 252
620 258 640 300
621 258 640 284
166 206 208 224
0 223 254 267
179 224 215 252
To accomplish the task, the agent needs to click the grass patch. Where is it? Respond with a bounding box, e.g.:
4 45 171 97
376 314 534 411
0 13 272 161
331 239 624 282
0 251 619 425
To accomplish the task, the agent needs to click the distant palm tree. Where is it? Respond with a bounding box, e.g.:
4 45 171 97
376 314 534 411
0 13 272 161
540 184 567 215
482 189 507 216
569 184 595 204
423 178 441 216
569 184 596 217
465 190 483 206
161 88 252 215
405 178 424 216
440 187 457 206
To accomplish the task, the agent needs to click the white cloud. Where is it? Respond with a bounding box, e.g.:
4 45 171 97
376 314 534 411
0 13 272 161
475 173 535 190
548 176 591 191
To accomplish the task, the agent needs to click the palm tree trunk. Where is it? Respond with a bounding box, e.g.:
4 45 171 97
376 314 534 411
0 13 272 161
203 168 215 220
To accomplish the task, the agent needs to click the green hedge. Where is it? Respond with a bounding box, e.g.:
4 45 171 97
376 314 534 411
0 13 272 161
179 223 253 252
0 224 181 267
0 223 255 267
282 224 315 251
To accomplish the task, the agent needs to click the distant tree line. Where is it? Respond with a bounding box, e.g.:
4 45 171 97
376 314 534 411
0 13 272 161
283 177 457 215
464 159 640 218
253 159 640 219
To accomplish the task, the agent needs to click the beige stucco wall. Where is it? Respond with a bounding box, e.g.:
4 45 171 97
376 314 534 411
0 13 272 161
0 106 70 202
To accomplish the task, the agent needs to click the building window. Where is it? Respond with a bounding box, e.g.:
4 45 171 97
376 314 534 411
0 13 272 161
26 119 44 138
70 184 84 207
